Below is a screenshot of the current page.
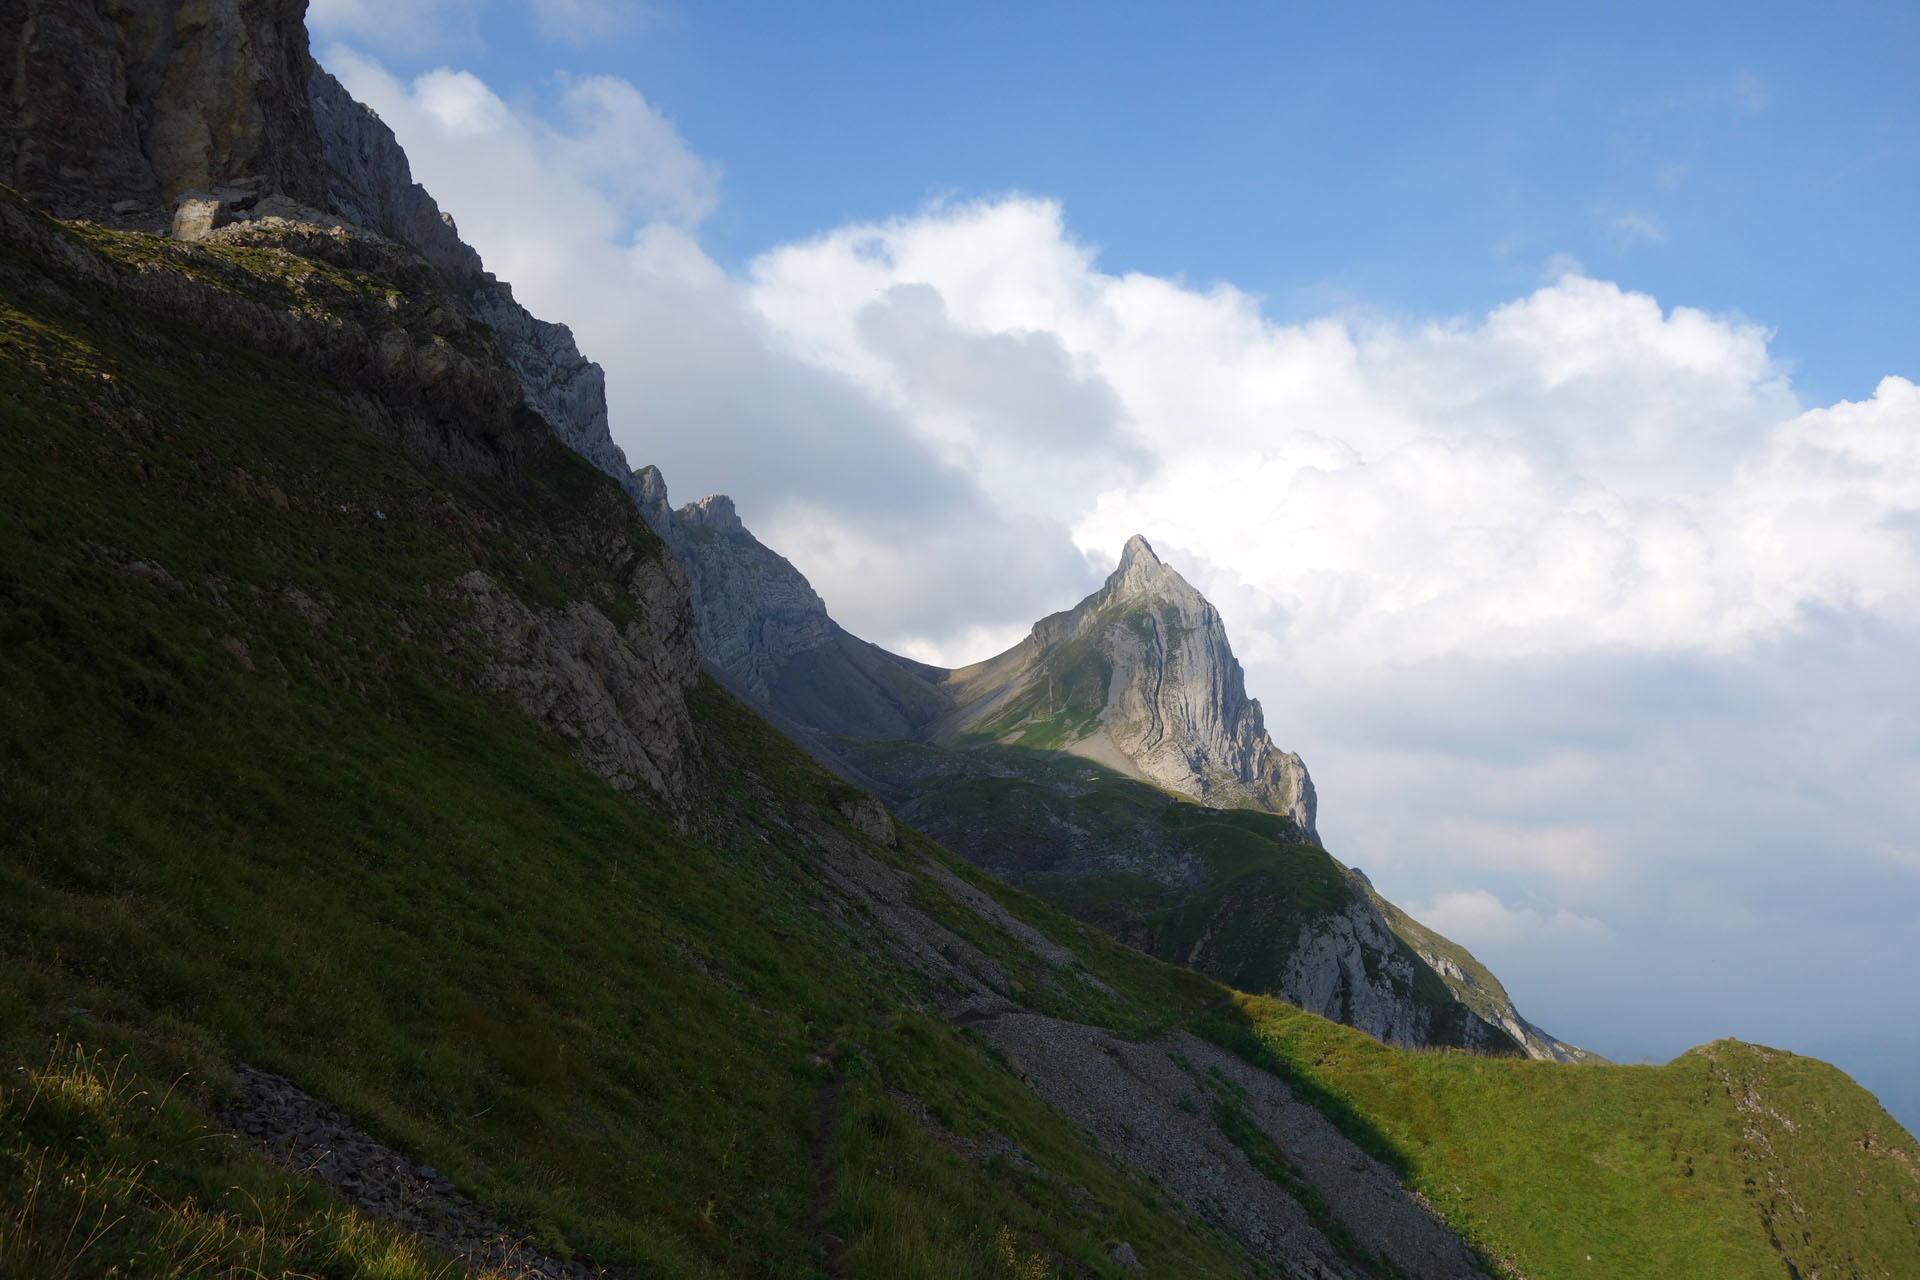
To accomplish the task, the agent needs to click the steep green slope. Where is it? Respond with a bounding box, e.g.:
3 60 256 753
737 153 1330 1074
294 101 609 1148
2 194 1915 1279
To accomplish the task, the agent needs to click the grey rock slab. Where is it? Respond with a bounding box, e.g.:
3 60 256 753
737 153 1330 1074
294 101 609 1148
450 568 698 800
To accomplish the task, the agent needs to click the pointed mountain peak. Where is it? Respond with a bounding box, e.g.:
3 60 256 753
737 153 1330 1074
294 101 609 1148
1120 534 1161 569
1105 533 1170 598
633 464 670 508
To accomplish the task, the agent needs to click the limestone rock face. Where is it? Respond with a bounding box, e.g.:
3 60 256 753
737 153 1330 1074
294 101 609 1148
451 569 698 799
1277 900 1501 1052
305 69 480 286
940 536 1318 841
0 0 703 797
1 0 326 218
1354 875 1597 1062
633 467 950 738
643 478 833 698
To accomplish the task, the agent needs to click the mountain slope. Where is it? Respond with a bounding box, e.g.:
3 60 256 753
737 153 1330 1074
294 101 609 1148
3 188 1916 1279
641 485 1580 1057
832 739 1521 1054
2 4 1915 1276
1354 873 1600 1064
0 181 1260 1278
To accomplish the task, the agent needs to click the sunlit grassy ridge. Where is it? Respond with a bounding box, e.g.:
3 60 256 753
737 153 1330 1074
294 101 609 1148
1203 995 1920 1278
2 191 1915 1278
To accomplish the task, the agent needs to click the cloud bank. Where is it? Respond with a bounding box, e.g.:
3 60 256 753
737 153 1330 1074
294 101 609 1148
325 50 1920 1071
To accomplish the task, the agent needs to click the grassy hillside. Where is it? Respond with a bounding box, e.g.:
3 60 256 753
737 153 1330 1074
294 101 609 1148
2 193 1916 1278
1206 996 1920 1279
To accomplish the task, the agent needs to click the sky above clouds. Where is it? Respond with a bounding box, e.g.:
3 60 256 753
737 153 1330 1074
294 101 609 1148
311 0 1920 1123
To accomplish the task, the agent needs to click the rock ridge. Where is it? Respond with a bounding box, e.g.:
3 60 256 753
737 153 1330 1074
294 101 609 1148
634 467 950 739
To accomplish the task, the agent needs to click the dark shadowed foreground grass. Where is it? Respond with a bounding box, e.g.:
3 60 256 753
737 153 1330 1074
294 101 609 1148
1 1041 475 1278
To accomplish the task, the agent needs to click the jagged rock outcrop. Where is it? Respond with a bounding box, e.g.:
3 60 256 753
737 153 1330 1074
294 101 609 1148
634 466 951 738
1356 874 1596 1062
939 535 1317 840
451 569 697 799
1277 899 1508 1051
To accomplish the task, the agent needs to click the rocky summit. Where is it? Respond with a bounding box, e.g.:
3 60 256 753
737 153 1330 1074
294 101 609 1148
936 533 1317 840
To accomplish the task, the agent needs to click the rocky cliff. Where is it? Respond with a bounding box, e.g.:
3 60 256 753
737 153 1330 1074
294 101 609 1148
940 535 1318 840
635 466 952 738
1355 874 1600 1063
306 69 642 499
1 0 326 219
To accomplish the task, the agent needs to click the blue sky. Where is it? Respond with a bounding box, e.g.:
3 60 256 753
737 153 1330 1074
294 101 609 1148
313 0 1920 1128
350 0 1917 408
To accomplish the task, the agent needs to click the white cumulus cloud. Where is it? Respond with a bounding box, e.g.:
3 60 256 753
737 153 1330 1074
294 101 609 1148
308 0 476 53
1413 889 1610 947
